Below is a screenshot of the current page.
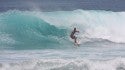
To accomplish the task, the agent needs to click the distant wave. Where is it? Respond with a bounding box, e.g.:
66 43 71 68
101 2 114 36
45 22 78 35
0 10 125 49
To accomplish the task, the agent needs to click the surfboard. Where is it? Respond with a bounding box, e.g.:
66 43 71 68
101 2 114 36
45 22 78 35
76 32 81 45
75 37 81 46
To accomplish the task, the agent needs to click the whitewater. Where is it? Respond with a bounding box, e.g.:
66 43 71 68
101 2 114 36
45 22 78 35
0 9 125 70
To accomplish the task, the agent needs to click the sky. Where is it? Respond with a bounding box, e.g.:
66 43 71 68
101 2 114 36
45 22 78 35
0 0 125 12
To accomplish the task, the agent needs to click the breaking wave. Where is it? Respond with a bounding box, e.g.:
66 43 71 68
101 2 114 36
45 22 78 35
0 9 125 49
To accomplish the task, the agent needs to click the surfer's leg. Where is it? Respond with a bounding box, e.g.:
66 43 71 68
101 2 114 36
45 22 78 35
74 37 80 46
74 37 77 43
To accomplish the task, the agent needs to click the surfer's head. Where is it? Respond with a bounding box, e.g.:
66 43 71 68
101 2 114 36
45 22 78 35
74 28 76 31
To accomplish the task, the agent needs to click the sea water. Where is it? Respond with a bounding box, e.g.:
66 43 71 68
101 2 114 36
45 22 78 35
0 10 125 70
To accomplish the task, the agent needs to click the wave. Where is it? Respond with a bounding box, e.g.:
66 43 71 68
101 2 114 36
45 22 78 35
0 58 125 70
0 10 68 49
0 10 125 49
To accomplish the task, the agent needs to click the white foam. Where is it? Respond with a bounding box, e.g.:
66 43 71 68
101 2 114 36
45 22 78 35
0 58 125 70
35 9 125 43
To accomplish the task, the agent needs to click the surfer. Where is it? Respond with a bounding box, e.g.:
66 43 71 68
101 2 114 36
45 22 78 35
70 28 79 45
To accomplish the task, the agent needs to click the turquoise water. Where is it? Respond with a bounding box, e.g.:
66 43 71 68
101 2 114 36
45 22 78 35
1 10 125 49
0 10 125 70
0 10 68 49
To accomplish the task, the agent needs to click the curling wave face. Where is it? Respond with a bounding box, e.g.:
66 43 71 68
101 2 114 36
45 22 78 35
0 10 125 49
0 10 68 49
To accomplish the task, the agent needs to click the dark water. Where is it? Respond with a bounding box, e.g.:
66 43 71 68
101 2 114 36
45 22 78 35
0 0 125 12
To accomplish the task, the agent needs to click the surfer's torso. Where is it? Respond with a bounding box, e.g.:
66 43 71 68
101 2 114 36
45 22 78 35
70 31 76 39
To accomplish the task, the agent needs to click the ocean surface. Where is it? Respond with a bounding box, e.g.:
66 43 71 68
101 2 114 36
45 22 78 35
0 9 125 70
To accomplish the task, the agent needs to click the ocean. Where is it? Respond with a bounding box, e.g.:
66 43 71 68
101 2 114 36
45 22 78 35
0 9 125 70
1 0 125 70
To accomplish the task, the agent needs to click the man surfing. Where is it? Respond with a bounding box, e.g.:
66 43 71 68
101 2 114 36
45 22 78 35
70 28 79 46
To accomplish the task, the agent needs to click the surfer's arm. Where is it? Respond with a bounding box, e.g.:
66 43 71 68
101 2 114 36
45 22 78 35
75 31 79 33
